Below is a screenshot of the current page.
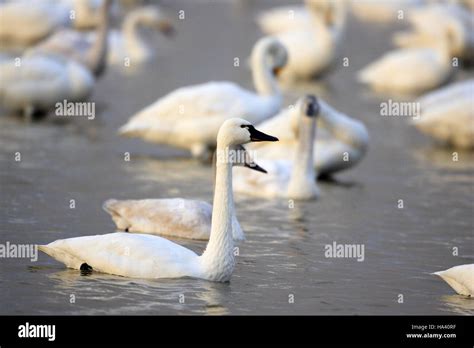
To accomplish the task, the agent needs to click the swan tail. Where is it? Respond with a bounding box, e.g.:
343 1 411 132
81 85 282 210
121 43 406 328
38 245 84 270
102 199 132 231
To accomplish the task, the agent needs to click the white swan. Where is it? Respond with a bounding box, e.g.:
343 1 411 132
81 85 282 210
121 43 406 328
233 95 320 200
257 0 332 34
248 97 369 177
411 79 474 149
102 145 267 241
433 264 474 296
118 37 287 160
358 30 453 94
39 118 279 281
350 0 422 24
273 0 346 80
0 1 69 47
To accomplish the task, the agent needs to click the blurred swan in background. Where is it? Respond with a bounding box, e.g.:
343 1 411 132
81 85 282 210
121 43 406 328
411 79 474 149
433 264 474 296
234 95 320 200
39 119 278 281
249 98 369 177
102 145 267 241
274 0 346 80
358 29 453 94
257 0 332 34
0 0 111 118
350 0 423 24
119 37 287 160
393 3 474 63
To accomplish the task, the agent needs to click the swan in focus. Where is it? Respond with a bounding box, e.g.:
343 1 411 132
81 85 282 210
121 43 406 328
358 30 453 94
0 0 111 118
39 118 279 281
119 37 287 160
103 145 267 241
411 79 474 149
350 0 422 24
257 0 332 34
273 0 346 80
433 264 474 296
249 97 369 177
0 1 69 47
393 3 474 63
233 95 320 200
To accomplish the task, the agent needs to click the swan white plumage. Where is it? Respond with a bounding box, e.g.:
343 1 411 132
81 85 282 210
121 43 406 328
273 0 346 80
0 1 69 47
248 97 369 177
411 79 474 149
118 37 287 160
102 146 267 241
257 0 331 34
350 0 422 24
39 118 279 281
433 264 474 296
233 95 320 200
358 30 453 94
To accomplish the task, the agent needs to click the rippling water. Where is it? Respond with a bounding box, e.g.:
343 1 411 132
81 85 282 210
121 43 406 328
0 0 473 315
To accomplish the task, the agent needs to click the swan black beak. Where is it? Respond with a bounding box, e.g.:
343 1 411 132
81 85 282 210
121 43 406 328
245 162 267 174
249 126 279 142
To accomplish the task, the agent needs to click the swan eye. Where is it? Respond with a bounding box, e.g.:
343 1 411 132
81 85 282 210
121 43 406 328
240 125 254 130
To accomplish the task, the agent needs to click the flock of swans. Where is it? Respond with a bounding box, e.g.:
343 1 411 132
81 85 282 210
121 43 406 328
0 0 472 298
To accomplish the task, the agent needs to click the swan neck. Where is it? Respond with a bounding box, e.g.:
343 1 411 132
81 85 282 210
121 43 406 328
86 1 109 77
123 13 150 60
200 145 235 280
251 48 280 97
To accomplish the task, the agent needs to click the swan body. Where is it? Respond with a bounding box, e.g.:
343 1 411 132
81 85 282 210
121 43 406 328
350 0 422 24
119 37 287 159
39 118 279 281
0 1 69 46
249 98 368 176
411 79 474 149
433 264 474 296
0 54 94 115
234 95 320 200
358 45 452 94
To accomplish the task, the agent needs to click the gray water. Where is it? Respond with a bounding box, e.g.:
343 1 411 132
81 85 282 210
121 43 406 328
0 0 473 315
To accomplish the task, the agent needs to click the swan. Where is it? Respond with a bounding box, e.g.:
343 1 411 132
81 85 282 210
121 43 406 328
411 79 474 149
248 97 369 177
257 0 332 35
433 264 474 296
273 0 347 80
0 0 111 118
350 0 422 24
118 37 287 160
25 0 111 77
102 145 267 241
233 95 320 200
39 118 279 281
393 3 474 63
0 1 69 47
357 30 453 94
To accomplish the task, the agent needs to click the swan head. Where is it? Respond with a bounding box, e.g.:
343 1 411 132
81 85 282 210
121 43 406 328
217 118 279 148
232 145 267 174
129 6 175 37
290 95 320 134
252 37 288 76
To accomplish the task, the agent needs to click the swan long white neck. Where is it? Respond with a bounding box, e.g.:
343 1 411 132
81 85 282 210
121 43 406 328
287 114 317 199
200 145 235 281
123 12 152 62
251 44 280 97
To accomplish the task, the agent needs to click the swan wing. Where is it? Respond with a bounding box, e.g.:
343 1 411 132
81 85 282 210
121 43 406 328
39 232 200 279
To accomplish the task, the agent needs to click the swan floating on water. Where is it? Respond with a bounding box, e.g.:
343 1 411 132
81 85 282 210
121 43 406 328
39 118 279 281
433 264 474 296
102 145 267 241
248 97 369 177
272 0 346 80
233 95 320 200
118 37 287 160
411 79 474 149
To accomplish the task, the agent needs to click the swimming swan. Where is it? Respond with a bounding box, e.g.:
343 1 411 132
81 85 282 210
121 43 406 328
358 30 453 94
433 264 474 296
39 118 279 281
273 0 346 80
102 145 267 241
118 37 287 160
411 79 474 149
248 98 369 177
233 95 320 200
